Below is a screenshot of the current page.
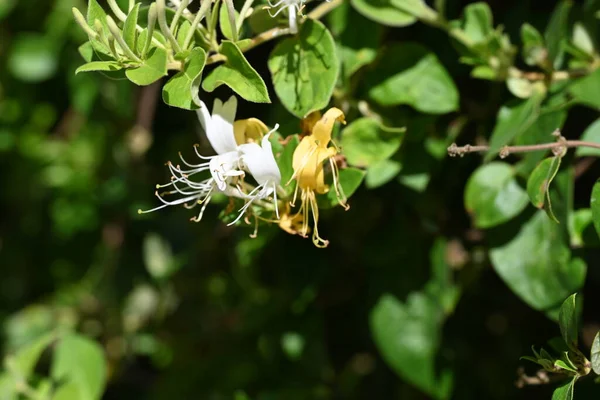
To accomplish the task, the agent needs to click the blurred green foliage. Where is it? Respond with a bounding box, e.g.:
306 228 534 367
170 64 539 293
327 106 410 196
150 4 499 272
1 0 600 399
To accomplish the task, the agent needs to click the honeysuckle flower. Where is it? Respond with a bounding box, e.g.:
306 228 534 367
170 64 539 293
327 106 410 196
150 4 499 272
139 96 282 225
289 107 348 247
265 0 306 34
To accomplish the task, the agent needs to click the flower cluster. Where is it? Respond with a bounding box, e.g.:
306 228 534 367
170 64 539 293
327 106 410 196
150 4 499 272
141 96 349 248
139 96 282 226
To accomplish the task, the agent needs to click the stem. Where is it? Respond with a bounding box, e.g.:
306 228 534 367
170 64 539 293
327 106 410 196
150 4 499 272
170 0 189 32
208 0 222 49
107 16 142 62
448 140 600 159
107 0 128 22
224 0 239 42
72 7 99 39
307 0 343 20
142 3 158 58
157 0 183 53
183 0 212 49
207 26 290 64
236 0 254 33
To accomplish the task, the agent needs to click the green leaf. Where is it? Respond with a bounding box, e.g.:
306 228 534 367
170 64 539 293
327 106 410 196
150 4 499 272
162 48 207 109
590 180 600 240
365 159 402 189
526 156 562 223
350 0 417 27
545 0 572 68
558 294 580 351
521 23 546 66
570 69 600 110
125 47 168 86
370 294 453 399
575 119 600 157
321 168 365 209
123 3 141 51
51 334 107 400
365 43 459 114
591 331 600 374
335 4 382 79
7 33 59 82
78 42 94 63
275 134 300 196
75 61 122 74
0 373 16 400
203 41 270 103
485 93 544 161
490 211 587 312
268 19 338 117
552 377 576 400
219 1 239 41
554 359 578 373
464 162 529 228
341 118 405 167
6 332 55 379
461 2 493 44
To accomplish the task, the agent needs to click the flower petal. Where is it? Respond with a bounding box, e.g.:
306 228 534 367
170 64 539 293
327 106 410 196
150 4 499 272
240 132 281 187
208 96 238 155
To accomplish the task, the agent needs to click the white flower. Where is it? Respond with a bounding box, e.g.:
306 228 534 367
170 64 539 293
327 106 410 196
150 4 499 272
140 96 283 225
266 0 306 34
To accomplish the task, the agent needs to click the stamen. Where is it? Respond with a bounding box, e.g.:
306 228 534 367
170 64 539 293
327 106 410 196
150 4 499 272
308 191 329 248
329 157 349 211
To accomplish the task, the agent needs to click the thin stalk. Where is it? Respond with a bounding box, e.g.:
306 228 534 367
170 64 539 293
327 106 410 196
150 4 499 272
183 0 212 49
107 0 128 21
170 0 190 32
107 15 142 62
157 0 183 53
448 140 600 158
208 0 221 50
236 0 254 33
72 7 99 39
142 3 158 58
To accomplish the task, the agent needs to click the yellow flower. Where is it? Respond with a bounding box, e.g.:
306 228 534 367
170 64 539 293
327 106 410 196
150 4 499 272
234 118 269 145
289 107 348 247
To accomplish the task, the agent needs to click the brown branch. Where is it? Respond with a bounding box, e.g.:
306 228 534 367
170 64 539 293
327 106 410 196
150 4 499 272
448 130 600 159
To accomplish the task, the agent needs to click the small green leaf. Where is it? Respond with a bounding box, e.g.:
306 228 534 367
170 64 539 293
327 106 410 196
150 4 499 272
591 331 600 374
350 0 417 27
78 42 94 63
558 294 579 351
490 211 587 313
125 47 168 86
521 23 546 66
570 69 600 110
162 47 207 109
51 334 107 400
123 3 141 51
86 0 108 29
365 159 402 189
486 94 545 161
276 134 300 195
365 43 459 114
75 61 122 74
461 2 493 44
341 118 405 167
575 119 600 157
219 1 239 41
370 293 453 399
591 180 600 241
551 377 576 400
554 359 578 373
7 333 55 379
545 0 572 68
321 168 366 209
268 20 338 117
465 162 529 228
203 41 270 103
526 156 562 223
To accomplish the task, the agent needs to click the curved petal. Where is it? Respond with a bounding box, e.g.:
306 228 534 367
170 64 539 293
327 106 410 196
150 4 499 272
208 96 238 155
233 118 269 145
195 100 211 133
312 107 345 147
240 132 281 187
